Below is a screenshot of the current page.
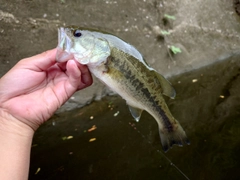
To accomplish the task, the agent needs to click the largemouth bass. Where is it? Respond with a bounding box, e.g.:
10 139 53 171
56 26 190 152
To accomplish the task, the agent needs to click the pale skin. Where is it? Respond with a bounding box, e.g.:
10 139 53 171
0 48 92 180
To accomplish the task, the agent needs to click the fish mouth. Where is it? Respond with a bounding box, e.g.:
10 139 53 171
56 27 74 63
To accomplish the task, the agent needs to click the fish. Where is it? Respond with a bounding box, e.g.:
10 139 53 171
56 26 190 152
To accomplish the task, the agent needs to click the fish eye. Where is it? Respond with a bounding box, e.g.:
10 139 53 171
73 30 82 37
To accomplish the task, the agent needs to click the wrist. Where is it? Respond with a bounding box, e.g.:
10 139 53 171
0 109 34 179
0 109 35 138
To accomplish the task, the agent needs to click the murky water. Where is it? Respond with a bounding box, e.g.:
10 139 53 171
29 54 240 180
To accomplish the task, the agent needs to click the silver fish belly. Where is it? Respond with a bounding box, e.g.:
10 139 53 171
56 27 190 152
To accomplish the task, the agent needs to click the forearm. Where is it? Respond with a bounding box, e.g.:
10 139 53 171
0 112 34 180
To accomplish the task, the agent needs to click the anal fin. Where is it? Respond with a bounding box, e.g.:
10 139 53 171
128 105 143 122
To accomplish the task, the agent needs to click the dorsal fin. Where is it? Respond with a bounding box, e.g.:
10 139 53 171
153 71 176 99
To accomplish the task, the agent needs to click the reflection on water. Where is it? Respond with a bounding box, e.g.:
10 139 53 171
29 54 240 180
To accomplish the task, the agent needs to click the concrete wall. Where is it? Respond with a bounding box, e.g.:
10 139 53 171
1 0 240 111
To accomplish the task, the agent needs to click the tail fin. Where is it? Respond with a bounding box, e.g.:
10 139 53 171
159 120 190 152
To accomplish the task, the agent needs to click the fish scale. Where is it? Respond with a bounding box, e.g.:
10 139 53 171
107 48 175 131
56 27 190 152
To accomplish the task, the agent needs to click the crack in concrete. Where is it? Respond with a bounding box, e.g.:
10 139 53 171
172 22 240 40
26 17 62 28
0 10 19 23
0 10 63 29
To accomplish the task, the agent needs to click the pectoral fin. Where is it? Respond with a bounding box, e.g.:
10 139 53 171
128 105 143 122
154 71 176 99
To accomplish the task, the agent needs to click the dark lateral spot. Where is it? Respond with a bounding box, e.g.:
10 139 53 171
141 87 173 132
131 79 139 87
140 87 149 97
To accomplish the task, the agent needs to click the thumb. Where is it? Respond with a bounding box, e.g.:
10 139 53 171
66 60 92 90
65 60 82 92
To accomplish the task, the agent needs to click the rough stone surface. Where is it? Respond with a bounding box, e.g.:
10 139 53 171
1 0 240 111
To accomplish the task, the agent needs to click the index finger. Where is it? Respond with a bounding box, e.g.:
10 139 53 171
19 48 57 71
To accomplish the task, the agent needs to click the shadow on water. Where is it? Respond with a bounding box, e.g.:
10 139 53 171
29 54 240 180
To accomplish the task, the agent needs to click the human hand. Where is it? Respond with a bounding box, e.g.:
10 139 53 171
0 48 92 132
